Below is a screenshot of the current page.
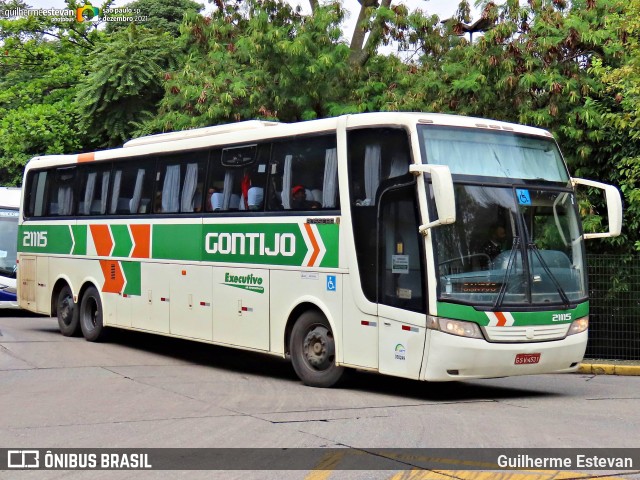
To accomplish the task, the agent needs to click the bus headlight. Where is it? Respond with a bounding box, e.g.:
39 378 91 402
427 316 484 339
567 316 588 335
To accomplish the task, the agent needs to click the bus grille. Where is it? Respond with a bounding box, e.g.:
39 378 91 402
483 324 571 343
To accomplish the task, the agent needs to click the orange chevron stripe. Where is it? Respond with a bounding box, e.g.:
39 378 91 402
304 223 320 267
90 225 113 256
130 224 151 258
495 311 507 327
99 260 124 293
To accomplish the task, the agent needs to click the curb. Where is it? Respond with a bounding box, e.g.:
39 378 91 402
578 363 640 376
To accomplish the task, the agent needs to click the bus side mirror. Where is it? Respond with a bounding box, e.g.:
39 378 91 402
409 164 456 234
571 177 623 239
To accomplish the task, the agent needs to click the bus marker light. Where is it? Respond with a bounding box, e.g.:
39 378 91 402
402 325 418 332
361 320 377 327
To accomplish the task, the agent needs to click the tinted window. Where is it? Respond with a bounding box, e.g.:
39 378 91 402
348 128 412 302
109 159 155 215
47 167 77 216
25 170 48 217
268 135 338 211
205 145 269 213
77 164 111 216
155 151 208 214
418 125 569 182
348 128 411 207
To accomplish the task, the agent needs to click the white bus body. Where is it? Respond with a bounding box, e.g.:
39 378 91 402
17 113 621 386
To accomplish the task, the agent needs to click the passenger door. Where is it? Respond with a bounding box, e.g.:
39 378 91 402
377 185 427 380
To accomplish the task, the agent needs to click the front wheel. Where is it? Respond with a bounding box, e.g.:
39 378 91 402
290 311 345 388
79 286 107 342
56 284 79 337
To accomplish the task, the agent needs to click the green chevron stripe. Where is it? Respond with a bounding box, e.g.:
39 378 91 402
317 223 339 268
111 225 133 257
122 261 141 296
71 225 87 256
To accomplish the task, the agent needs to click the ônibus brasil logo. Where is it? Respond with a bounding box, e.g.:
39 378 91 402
223 272 264 294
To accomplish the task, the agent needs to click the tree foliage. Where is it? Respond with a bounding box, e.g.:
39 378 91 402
76 24 180 147
0 1 89 184
141 0 351 132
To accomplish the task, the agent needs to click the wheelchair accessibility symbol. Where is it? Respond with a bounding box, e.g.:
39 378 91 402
326 275 337 292
516 189 531 205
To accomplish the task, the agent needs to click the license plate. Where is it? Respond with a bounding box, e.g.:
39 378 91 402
515 353 541 365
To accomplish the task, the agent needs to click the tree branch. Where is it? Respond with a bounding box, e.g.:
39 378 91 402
349 0 391 67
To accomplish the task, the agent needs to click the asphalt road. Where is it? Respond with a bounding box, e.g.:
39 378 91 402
1 314 639 480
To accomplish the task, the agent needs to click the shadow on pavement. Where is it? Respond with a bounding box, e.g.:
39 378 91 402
17 314 559 402
105 328 558 403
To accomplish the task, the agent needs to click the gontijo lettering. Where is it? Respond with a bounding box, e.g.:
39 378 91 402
205 232 295 257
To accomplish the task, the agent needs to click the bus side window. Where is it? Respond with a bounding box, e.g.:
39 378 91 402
25 170 48 217
267 135 338 212
348 128 411 207
347 128 412 303
46 167 77 216
155 151 208 214
109 159 155 215
205 146 268 213
77 164 111 216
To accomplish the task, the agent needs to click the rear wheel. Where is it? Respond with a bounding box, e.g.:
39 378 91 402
79 286 107 342
56 285 79 337
290 311 344 388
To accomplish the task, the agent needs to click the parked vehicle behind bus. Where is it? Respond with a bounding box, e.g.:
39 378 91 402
0 187 21 309
16 113 622 386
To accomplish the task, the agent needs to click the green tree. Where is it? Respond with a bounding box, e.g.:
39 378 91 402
587 0 640 252
0 2 90 185
381 0 635 252
142 0 352 132
76 24 180 147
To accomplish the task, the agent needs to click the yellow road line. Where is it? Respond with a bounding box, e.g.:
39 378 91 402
387 471 629 480
304 451 348 480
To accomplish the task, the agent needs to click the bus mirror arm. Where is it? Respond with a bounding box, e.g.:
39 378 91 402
410 164 456 234
571 177 623 239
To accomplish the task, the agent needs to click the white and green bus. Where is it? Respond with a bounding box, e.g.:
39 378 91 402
17 113 622 387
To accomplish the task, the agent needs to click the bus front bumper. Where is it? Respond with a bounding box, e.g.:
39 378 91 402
421 330 588 381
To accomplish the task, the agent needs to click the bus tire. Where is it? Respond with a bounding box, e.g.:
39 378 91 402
56 284 79 337
290 311 344 388
79 286 107 342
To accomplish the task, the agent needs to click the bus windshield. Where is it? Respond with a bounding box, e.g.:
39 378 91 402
0 208 18 279
432 185 587 307
418 125 570 182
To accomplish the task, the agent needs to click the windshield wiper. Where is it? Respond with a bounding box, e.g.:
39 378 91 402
527 242 571 308
493 237 520 310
